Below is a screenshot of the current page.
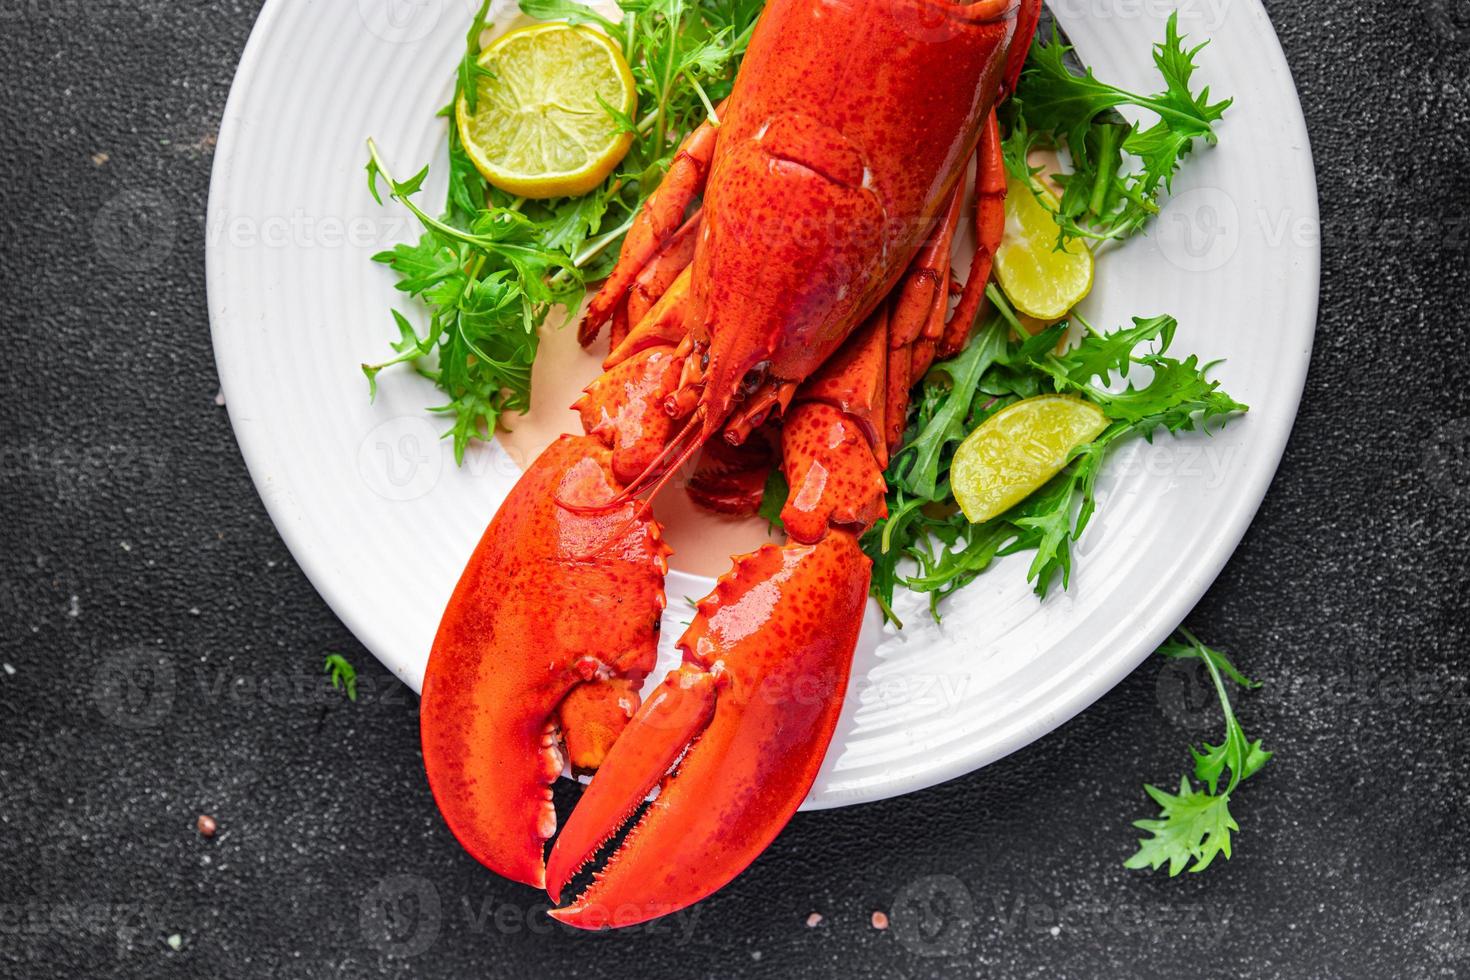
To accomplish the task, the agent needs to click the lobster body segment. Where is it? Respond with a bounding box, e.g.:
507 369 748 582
684 0 1021 433
421 0 1043 926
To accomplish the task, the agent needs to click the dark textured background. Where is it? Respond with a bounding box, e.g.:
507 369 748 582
2 1 1469 977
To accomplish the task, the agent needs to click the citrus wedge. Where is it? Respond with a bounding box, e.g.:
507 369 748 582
951 396 1109 524
456 23 637 199
994 175 1095 321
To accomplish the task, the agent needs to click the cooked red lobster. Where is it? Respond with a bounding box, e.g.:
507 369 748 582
421 0 1043 929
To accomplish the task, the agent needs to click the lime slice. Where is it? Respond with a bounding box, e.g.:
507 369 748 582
951 396 1108 524
994 175 1095 321
456 23 637 199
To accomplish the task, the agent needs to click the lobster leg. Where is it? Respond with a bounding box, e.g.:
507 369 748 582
939 109 1007 359
685 429 777 516
627 209 703 329
544 316 891 928
884 184 963 453
580 120 720 346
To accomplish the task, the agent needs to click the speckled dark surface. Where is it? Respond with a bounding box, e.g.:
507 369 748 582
2 0 1468 977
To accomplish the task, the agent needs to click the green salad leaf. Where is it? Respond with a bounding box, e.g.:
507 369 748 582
862 288 1245 625
364 0 760 461
1003 12 1231 245
1126 631 1271 875
323 653 359 703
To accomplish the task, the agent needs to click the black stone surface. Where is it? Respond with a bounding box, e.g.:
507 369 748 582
2 1 1469 977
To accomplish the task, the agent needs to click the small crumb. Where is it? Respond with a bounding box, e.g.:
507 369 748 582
213 390 226 407
750 951 761 962
120 541 133 552
66 596 80 618
165 934 183 951
188 607 200 617
805 912 823 928
2 664 14 676
1049 925 1060 937
91 151 109 166
870 911 889 931
196 814 217 838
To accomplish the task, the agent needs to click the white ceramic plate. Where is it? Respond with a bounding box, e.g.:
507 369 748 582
208 0 1318 808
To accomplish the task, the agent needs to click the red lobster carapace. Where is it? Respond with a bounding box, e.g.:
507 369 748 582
421 0 1044 928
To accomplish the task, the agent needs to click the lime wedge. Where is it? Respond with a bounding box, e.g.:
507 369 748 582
951 396 1108 524
456 23 637 199
994 175 1095 321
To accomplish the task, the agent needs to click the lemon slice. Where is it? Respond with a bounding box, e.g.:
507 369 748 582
951 396 1108 524
456 23 637 199
994 175 1095 321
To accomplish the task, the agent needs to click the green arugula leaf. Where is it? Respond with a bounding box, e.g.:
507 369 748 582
1007 12 1231 245
864 290 1246 619
517 0 619 32
323 653 358 703
364 0 757 461
1124 777 1237 876
757 469 789 532
1125 630 1271 875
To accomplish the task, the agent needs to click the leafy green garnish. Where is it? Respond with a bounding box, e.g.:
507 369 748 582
757 468 789 532
862 288 1245 624
323 653 359 702
1125 630 1271 875
1003 12 1231 245
364 0 760 462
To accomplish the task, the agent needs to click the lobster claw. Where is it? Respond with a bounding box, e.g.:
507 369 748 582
545 531 871 927
420 434 670 888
